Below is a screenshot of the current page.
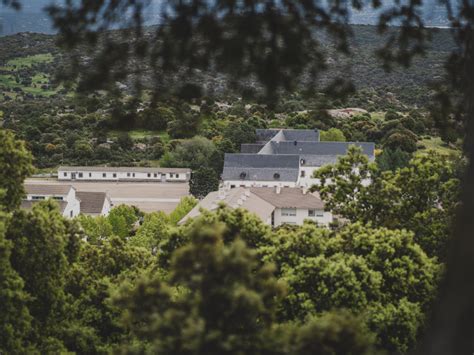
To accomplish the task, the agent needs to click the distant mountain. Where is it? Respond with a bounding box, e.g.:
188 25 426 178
0 0 454 36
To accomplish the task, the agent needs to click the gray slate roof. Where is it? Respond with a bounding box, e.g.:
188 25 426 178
25 184 73 196
223 154 299 182
240 144 265 153
269 141 375 157
76 191 109 214
282 129 320 142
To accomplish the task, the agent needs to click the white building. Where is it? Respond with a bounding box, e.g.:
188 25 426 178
22 184 81 218
179 186 333 227
21 184 112 218
58 166 191 182
223 129 375 189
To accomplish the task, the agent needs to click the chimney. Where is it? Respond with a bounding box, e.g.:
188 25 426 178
302 187 308 195
275 185 281 194
218 189 226 200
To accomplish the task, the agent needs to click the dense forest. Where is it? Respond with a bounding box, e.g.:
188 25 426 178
0 129 461 353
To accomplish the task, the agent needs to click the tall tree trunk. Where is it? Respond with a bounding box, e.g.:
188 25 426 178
423 26 474 354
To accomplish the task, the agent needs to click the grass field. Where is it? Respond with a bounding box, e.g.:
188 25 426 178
109 130 171 142
417 137 460 156
5 53 53 69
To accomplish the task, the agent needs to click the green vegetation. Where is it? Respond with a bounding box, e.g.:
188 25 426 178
0 128 460 354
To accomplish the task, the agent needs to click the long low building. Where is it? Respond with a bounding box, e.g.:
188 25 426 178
58 166 191 182
179 186 333 227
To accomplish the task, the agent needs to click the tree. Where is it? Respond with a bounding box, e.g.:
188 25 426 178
168 196 198 225
160 136 218 170
320 128 346 142
107 205 141 239
189 167 219 199
267 222 439 352
290 311 376 355
116 132 134 150
222 120 258 152
313 148 459 259
65 235 153 353
114 219 284 354
6 201 82 352
129 211 170 253
376 148 411 171
0 129 33 211
0 212 32 354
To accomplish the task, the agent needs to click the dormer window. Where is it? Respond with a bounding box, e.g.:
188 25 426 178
300 159 306 165
240 172 247 179
273 173 280 179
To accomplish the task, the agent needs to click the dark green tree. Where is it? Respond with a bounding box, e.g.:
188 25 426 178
115 220 284 354
0 129 33 211
189 167 219 199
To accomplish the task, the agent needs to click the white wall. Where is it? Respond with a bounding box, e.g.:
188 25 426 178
223 180 297 189
101 198 112 216
59 169 189 182
64 188 81 218
273 207 332 227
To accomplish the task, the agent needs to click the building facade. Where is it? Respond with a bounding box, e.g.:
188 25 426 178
180 186 333 227
222 129 375 189
58 166 191 182
22 184 81 218
22 184 112 218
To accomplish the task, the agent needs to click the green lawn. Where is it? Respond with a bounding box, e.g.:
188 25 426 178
6 53 54 69
417 137 460 156
109 130 170 142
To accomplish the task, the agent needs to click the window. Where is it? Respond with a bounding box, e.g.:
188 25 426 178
300 170 305 177
132 173 135 177
89 173 92 177
63 172 67 177
154 173 157 178
308 209 315 217
103 173 106 178
170 173 174 178
53 196 63 201
32 196 45 200
113 173 117 178
147 173 151 177
281 208 296 217
78 173 83 178
176 174 180 178
273 173 280 179
316 210 324 217
127 173 131 177
70 210 73 218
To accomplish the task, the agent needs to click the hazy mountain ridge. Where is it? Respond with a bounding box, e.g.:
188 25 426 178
1 0 453 36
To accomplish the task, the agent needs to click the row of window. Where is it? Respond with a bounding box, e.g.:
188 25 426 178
63 172 180 178
281 208 324 217
31 196 64 201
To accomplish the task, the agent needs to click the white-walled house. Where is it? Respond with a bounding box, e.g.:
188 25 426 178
22 184 81 218
223 129 375 189
21 184 112 217
58 166 191 182
180 186 333 227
